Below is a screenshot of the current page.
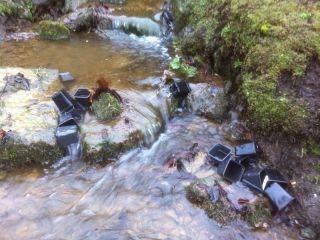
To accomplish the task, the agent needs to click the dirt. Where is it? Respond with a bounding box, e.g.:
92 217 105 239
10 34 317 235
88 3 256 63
279 58 320 139
246 58 320 238
256 131 320 238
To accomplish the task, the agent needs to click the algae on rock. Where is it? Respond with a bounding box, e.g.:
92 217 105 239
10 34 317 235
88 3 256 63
37 20 70 40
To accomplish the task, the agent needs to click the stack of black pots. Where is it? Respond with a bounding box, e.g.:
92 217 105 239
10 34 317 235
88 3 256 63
169 80 191 107
208 142 295 211
52 88 91 158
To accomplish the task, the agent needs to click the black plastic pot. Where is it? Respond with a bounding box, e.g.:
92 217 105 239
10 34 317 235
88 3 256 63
59 72 74 82
264 182 294 211
58 112 79 127
74 88 91 109
208 143 232 165
242 168 265 192
169 80 191 98
263 169 287 188
55 125 80 148
217 158 245 182
235 142 257 156
52 91 74 113
242 168 287 193
235 155 257 169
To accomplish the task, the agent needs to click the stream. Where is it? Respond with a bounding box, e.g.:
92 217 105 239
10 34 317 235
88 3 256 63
0 1 299 239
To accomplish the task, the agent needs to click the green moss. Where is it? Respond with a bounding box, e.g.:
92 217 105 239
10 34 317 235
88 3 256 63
0 2 19 17
0 142 63 170
0 0 35 20
91 93 122 121
246 203 272 227
175 0 320 135
308 140 320 157
185 179 236 225
170 55 198 78
37 20 70 40
84 131 143 164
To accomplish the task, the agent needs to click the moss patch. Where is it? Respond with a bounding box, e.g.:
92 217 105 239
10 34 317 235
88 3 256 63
84 130 143 165
91 93 122 121
174 0 320 135
0 0 36 21
185 181 237 225
0 142 63 170
246 203 272 227
37 20 70 40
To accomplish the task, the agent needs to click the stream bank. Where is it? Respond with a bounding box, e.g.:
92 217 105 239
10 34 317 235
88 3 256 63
171 0 320 236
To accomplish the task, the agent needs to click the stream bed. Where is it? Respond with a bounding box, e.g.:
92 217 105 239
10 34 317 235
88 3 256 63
0 1 300 239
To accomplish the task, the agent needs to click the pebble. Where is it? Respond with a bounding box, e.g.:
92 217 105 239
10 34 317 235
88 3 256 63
300 227 316 239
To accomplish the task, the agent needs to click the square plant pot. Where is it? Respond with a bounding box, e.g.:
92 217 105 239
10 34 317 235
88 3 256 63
235 155 258 169
208 143 232 165
169 80 191 98
264 182 295 211
74 88 91 109
58 112 79 127
59 72 74 82
242 168 287 193
55 125 80 148
217 158 245 183
235 142 258 157
52 90 74 113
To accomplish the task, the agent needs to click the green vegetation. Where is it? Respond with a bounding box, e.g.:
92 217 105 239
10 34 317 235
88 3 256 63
0 0 36 21
0 142 63 169
170 55 198 77
84 131 144 164
173 0 320 135
308 140 320 157
246 203 272 227
91 93 122 121
0 1 19 17
185 178 236 225
37 20 70 40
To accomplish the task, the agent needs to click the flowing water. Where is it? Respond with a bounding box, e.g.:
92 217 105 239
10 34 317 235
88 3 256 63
0 1 298 239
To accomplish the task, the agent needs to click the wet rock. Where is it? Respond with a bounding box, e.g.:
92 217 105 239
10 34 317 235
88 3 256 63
62 7 94 31
82 90 167 163
300 227 317 240
186 176 238 225
187 84 230 123
5 31 38 41
65 0 90 11
0 67 62 169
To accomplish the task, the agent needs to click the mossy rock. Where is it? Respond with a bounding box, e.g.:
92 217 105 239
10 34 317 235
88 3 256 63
185 177 236 225
83 130 144 165
91 93 122 121
37 20 70 40
174 0 320 136
0 142 63 170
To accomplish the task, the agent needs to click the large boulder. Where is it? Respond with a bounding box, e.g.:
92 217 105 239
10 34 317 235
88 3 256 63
0 67 63 169
187 84 230 123
62 7 94 31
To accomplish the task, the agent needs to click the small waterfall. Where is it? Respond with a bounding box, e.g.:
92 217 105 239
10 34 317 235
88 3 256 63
109 15 160 36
